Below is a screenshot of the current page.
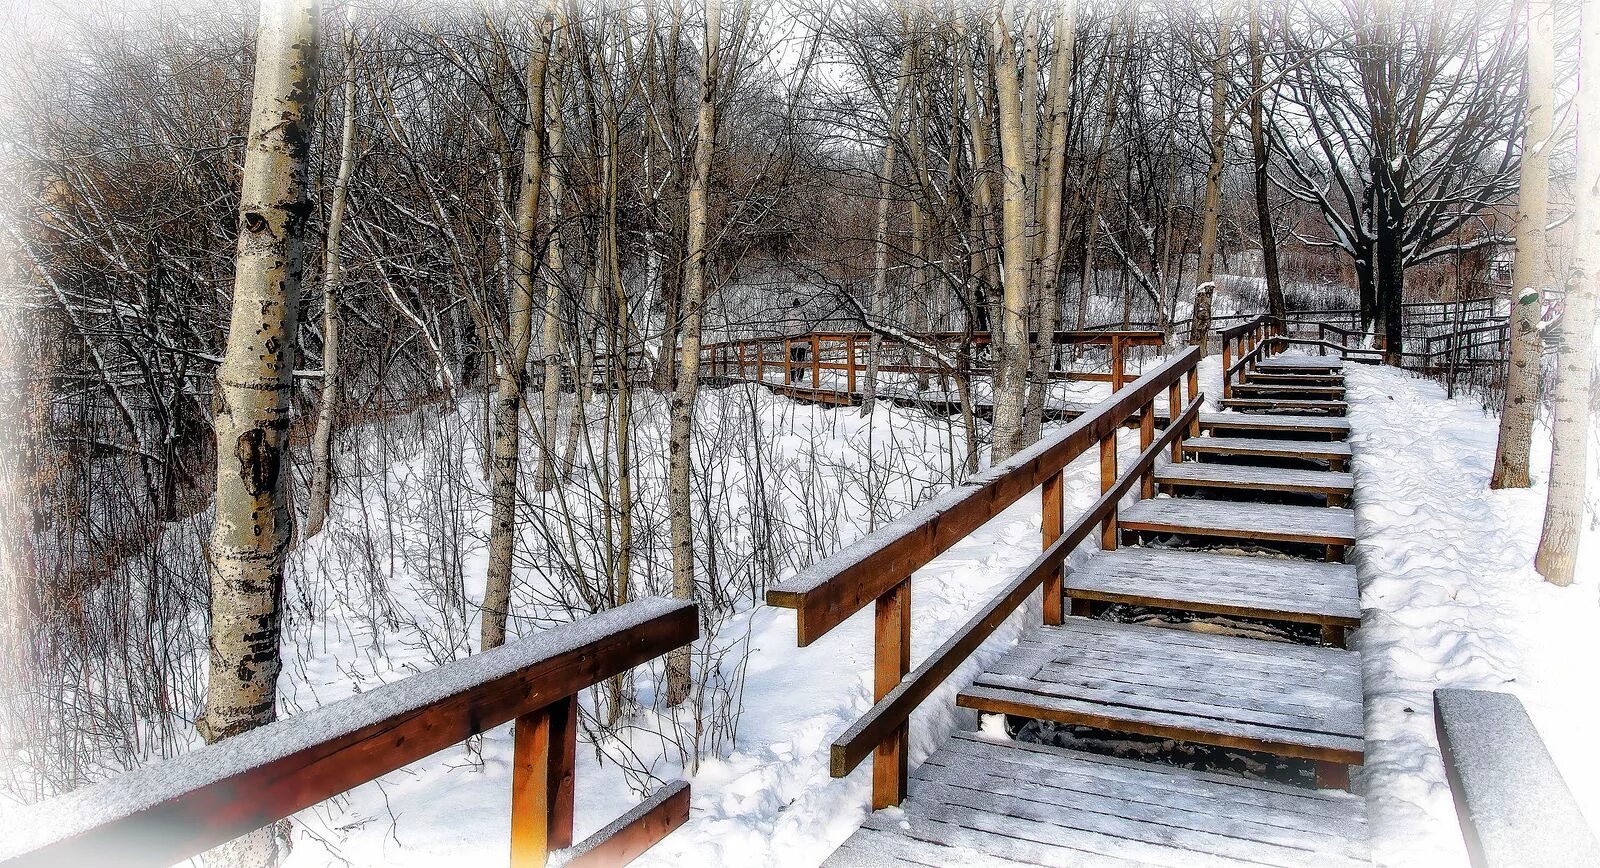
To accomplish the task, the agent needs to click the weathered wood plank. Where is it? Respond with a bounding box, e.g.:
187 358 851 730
1119 498 1356 545
1182 436 1352 461
554 781 690 868
1221 397 1349 414
1198 412 1350 436
1065 548 1360 625
1156 462 1354 497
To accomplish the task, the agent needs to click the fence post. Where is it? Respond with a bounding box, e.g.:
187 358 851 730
1099 430 1118 551
1139 402 1156 500
784 338 793 385
1111 336 1125 390
510 695 577 867
1187 366 1201 438
873 580 910 808
1042 471 1064 626
1221 336 1232 399
756 341 765 383
811 333 821 388
847 335 857 394
1168 381 1183 462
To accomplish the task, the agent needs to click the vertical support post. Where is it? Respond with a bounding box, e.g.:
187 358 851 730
1186 366 1201 438
1042 470 1064 625
1110 336 1125 390
756 340 766 383
873 579 911 808
1221 336 1232 399
783 338 793 385
847 335 858 394
1139 402 1156 499
1099 430 1118 550
811 333 821 388
510 695 576 867
737 341 746 380
1168 381 1183 462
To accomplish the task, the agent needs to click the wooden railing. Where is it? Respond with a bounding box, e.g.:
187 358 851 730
1218 315 1283 399
0 598 699 868
697 329 1166 394
765 345 1206 808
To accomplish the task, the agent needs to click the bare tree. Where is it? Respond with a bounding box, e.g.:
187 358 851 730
990 2 1032 460
1190 5 1233 349
1248 0 1285 324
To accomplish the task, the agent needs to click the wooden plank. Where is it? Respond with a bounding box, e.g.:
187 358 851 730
1257 354 1343 370
1182 436 1352 461
512 695 577 866
1221 397 1349 414
874 579 911 808
556 781 690 868
1230 383 1347 397
1199 412 1350 436
1434 689 1600 868
0 598 699 868
1119 498 1356 545
1156 462 1354 497
1065 548 1360 625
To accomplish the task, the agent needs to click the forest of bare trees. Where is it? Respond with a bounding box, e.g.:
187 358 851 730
2 0 1587 843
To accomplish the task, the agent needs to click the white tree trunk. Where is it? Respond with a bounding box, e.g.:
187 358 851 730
1024 0 1076 440
991 7 1031 461
1492 0 1554 490
537 30 567 493
1535 0 1598 586
1190 9 1232 351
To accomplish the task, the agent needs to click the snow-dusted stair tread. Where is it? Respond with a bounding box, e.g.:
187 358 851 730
1256 354 1344 371
1119 498 1356 545
1183 436 1351 461
1221 397 1348 415
1242 371 1346 385
1156 461 1354 497
1199 412 1350 437
1230 383 1347 398
1065 548 1360 626
956 618 1365 763
825 732 1370 868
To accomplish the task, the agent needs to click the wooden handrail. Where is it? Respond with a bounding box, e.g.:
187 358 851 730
767 346 1204 808
0 598 699 868
826 395 1204 779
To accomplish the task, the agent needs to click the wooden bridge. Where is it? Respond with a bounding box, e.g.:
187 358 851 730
6 314 1570 868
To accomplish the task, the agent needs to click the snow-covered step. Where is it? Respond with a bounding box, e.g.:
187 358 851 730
1119 498 1356 548
1230 382 1347 398
1182 435 1351 463
1242 371 1346 385
1221 396 1349 415
825 732 1369 867
1157 461 1354 502
1065 548 1360 644
1257 354 1344 371
956 619 1365 785
1199 411 1350 438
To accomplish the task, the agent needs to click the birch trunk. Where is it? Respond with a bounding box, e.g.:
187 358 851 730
1024 0 1076 441
305 21 356 539
1492 0 1554 490
1535 0 1598 586
483 6 554 652
537 33 567 493
201 2 317 863
666 0 721 707
991 7 1031 461
863 29 915 416
1190 9 1232 351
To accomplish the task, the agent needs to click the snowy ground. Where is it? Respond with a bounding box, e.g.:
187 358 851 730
1346 362 1599 868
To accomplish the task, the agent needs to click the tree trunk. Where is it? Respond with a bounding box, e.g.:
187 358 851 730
1248 0 1285 325
666 0 721 707
201 2 317 863
990 6 1031 461
1024 0 1075 441
1492 0 1554 490
863 29 915 416
1190 10 1232 351
483 6 554 652
1535 0 1598 586
305 21 356 540
537 32 567 493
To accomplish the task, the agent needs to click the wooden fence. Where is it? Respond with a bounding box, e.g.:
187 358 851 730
0 598 699 868
765 341 1210 809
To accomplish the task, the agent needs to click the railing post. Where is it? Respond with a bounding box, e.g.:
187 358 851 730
1099 430 1118 550
1221 336 1232 399
784 338 793 385
1042 471 1064 626
811 333 821 388
756 341 766 383
873 579 910 808
847 335 858 394
1168 380 1183 461
511 695 577 867
1111 336 1125 390
1139 402 1156 499
1186 366 1201 438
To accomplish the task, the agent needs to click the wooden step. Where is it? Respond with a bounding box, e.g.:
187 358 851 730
1199 412 1351 438
1222 397 1348 415
956 618 1365 768
1183 436 1351 462
1257 354 1343 371
1243 371 1346 385
1157 461 1354 499
1119 498 1356 546
1230 383 1347 398
1065 548 1360 629
826 732 1370 868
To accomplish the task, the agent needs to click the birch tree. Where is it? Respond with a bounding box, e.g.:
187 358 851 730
1189 7 1232 349
667 0 722 707
862 21 914 417
1025 0 1076 441
483 5 554 652
200 1 317 864
306 19 358 539
1535 0 1598 587
991 3 1032 460
1492 0 1555 490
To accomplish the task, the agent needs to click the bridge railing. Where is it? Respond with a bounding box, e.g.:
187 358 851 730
1218 315 1284 399
0 598 699 868
765 345 1207 808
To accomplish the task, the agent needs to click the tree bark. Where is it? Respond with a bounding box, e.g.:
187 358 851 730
201 1 317 863
1535 0 1598 586
666 0 721 707
1248 0 1285 325
305 21 356 540
863 27 915 416
1190 9 1233 351
483 5 554 652
1024 0 1076 441
1492 0 1554 490
537 28 567 493
990 5 1031 461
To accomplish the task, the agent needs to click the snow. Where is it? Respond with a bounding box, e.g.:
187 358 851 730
1345 362 1599 867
